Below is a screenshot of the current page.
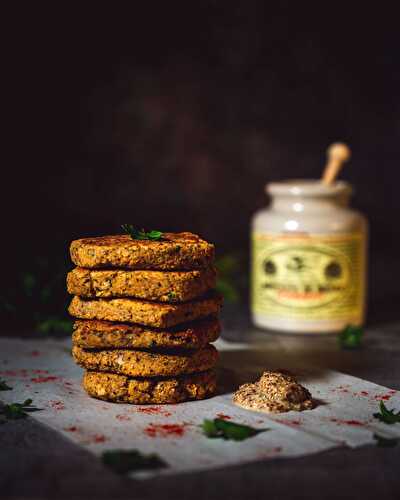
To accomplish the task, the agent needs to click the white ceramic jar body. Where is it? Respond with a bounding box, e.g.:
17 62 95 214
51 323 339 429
251 180 368 334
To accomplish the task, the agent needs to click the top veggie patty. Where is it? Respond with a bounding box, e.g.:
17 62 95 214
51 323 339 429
70 232 214 270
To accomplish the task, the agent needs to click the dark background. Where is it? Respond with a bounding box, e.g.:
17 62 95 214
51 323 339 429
2 3 400 331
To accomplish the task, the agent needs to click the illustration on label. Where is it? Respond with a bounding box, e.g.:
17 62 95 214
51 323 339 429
252 233 365 320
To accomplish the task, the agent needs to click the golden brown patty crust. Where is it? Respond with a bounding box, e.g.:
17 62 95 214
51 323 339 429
70 233 214 270
72 344 218 377
72 318 220 350
68 293 222 328
83 369 217 404
67 266 216 302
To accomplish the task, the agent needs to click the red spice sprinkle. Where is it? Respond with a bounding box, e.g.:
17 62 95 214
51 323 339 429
0 369 28 377
138 406 162 414
32 369 49 374
286 419 301 426
360 391 369 396
93 434 106 443
216 413 232 420
335 385 350 393
31 376 58 383
64 381 73 386
330 418 364 426
30 350 40 357
64 426 77 432
374 394 393 401
137 406 172 417
49 400 65 410
144 423 186 438
276 419 301 427
116 414 131 421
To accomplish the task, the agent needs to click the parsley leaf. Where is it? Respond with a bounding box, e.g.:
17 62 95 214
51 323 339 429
121 225 163 241
36 316 72 334
146 230 163 240
102 449 167 474
201 418 268 441
0 379 12 391
373 433 399 447
215 254 241 304
0 398 41 422
373 401 400 424
339 324 363 349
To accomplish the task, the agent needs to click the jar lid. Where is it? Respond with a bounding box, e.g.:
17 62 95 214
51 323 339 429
266 179 352 197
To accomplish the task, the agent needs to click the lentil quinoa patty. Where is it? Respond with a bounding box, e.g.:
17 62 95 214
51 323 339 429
68 292 222 328
72 317 220 350
67 266 216 302
72 344 219 377
70 233 214 270
83 369 217 404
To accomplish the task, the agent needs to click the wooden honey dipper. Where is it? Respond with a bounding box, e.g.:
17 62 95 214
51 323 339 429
321 142 351 185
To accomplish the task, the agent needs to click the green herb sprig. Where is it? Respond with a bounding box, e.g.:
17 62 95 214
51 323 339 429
1 255 72 335
373 433 399 447
373 401 400 425
121 225 163 241
167 291 177 301
201 418 268 441
102 449 167 474
0 399 41 422
215 254 241 304
0 379 12 391
339 325 363 349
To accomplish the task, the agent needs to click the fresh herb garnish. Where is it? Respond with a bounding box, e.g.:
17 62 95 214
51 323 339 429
121 225 163 241
167 291 177 301
0 379 12 391
201 418 268 441
102 449 167 474
36 316 72 334
1 255 72 335
373 401 400 425
0 399 41 422
339 324 363 349
373 433 399 447
215 254 241 304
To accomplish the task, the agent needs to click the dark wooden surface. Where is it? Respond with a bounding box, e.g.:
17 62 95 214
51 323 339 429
1 310 400 500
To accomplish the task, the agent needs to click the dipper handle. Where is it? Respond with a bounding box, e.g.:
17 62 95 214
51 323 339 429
322 142 351 185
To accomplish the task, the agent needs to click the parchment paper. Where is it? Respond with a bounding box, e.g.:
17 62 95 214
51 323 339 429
1 337 399 478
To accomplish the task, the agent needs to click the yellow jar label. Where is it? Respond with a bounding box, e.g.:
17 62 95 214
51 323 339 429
252 232 365 320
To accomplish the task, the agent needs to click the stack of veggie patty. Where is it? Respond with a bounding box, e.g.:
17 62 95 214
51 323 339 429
67 232 222 404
